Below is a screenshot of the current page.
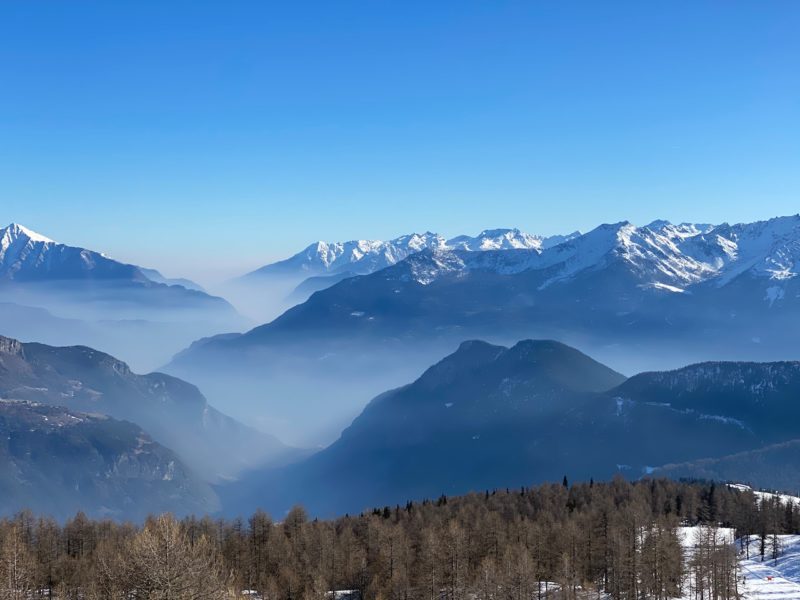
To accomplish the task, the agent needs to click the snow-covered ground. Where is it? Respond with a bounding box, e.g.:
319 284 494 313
729 483 800 507
739 535 800 599
676 527 800 599
678 525 735 549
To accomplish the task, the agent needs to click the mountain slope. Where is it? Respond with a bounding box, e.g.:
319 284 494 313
1 223 200 289
613 361 800 443
0 222 248 370
221 340 792 517
170 216 800 445
243 232 449 280
0 222 235 317
619 361 800 491
0 399 218 520
138 267 206 292
234 228 581 313
239 214 800 291
241 228 577 281
0 335 295 482
655 441 800 493
249 215 800 308
1 223 140 282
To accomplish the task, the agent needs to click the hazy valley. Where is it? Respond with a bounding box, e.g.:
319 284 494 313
3 216 800 523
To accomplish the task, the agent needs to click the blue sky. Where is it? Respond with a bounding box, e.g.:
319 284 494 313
1 1 799 282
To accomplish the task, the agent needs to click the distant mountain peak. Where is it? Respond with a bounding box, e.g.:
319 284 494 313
447 227 549 251
1 223 57 249
646 219 672 230
242 228 560 281
456 338 500 352
0 222 229 303
406 216 800 290
413 338 625 395
2 222 56 244
509 338 572 355
448 339 506 364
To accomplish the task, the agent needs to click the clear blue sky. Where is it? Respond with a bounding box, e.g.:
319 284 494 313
1 1 798 282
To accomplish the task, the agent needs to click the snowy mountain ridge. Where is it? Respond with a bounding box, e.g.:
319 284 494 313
0 222 199 289
242 215 800 299
242 228 580 280
0 222 136 282
0 222 55 246
395 215 800 293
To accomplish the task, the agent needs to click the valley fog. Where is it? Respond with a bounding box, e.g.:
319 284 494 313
5 214 800 523
3 3 799 598
0 281 250 372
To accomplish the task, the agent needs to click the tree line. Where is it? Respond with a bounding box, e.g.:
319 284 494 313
0 477 796 600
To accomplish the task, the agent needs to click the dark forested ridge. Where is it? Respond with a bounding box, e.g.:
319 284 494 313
222 340 800 518
0 478 793 599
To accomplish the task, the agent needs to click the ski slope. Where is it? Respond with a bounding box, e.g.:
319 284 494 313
677 528 800 599
739 535 800 600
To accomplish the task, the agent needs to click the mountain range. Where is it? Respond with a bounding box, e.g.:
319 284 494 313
6 214 800 519
0 335 298 483
237 228 582 304
242 228 577 279
0 223 249 371
168 215 800 445
221 339 800 517
0 223 209 291
4 331 800 519
240 215 800 301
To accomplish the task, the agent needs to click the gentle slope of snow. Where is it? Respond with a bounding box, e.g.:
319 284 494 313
739 535 800 600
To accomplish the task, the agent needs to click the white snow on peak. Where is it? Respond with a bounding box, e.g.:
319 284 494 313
395 215 800 294
253 215 800 301
1 223 56 247
292 233 448 275
594 216 800 291
646 219 672 231
254 229 558 279
447 228 581 252
1 223 60 275
540 230 582 249
447 228 544 251
407 249 466 285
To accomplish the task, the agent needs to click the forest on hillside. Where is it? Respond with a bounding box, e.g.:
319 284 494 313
0 478 796 600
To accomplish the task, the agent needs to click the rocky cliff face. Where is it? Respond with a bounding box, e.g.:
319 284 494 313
0 336 23 356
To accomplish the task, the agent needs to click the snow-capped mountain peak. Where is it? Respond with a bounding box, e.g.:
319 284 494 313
0 222 121 282
390 216 800 298
447 228 544 251
246 228 576 281
287 233 449 275
1 223 61 277
1 222 56 248
0 222 209 294
245 215 800 311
